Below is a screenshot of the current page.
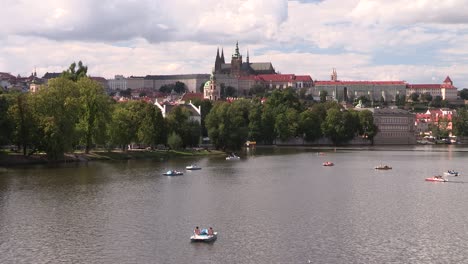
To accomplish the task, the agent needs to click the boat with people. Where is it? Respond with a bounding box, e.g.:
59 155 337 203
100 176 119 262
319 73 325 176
191 227 217 242
162 170 184 176
186 164 202 170
226 153 240 160
443 170 459 177
323 161 334 166
375 165 392 170
425 176 448 182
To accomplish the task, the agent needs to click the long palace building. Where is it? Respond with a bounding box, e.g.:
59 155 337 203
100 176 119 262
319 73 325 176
313 69 458 102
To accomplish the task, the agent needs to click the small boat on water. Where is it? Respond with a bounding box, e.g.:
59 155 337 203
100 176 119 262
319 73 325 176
190 227 218 242
375 165 392 170
186 164 202 170
323 161 334 166
425 176 448 182
226 153 240 160
443 170 459 177
162 170 184 176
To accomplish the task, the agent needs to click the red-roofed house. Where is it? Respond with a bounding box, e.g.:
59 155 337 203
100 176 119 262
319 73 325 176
258 74 313 89
415 108 454 135
406 76 458 101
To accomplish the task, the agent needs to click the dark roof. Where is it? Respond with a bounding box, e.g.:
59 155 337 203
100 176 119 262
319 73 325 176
42 72 61 79
373 108 415 115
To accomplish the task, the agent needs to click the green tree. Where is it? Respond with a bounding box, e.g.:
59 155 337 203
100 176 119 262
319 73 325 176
357 110 377 140
0 95 14 146
61 61 88 81
30 77 80 160
225 86 236 97
7 93 37 155
321 108 358 145
453 108 468 136
174 81 186 94
76 77 111 153
459 88 468 100
431 95 443 107
410 92 419 102
137 104 167 148
119 88 132 98
167 132 183 150
298 109 322 142
395 94 406 106
205 100 250 150
320 90 328 103
247 99 263 141
249 84 266 96
422 92 433 102
355 96 370 107
109 103 137 151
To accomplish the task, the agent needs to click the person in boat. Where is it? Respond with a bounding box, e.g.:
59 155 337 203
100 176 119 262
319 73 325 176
194 226 200 235
208 227 214 236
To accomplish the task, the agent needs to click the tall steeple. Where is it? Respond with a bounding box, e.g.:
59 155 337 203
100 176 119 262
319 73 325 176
220 48 225 64
233 41 241 58
214 47 222 73
246 49 250 64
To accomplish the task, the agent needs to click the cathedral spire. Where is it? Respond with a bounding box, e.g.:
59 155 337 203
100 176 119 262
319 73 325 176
246 49 250 64
233 41 241 58
220 48 225 63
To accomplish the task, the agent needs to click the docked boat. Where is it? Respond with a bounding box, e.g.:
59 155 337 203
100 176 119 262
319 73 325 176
375 165 392 170
226 154 240 160
443 170 459 177
190 232 218 242
425 176 448 182
323 161 334 166
162 170 183 176
186 164 202 170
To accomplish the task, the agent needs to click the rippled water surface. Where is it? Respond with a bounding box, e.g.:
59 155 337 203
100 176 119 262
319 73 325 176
1 146 468 263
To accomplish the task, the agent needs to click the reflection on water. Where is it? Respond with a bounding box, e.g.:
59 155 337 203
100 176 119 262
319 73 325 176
1 146 468 263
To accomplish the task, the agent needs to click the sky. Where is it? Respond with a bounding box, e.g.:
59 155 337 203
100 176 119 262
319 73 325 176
1 0 468 88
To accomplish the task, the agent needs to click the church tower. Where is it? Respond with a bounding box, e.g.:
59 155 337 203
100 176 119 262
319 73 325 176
230 42 243 77
331 68 338 81
204 70 220 101
214 48 222 73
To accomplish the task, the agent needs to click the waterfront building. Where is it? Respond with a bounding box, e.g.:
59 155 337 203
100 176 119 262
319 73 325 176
372 108 416 145
415 108 454 135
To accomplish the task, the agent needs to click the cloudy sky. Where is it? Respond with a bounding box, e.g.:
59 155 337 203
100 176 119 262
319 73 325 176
1 0 468 88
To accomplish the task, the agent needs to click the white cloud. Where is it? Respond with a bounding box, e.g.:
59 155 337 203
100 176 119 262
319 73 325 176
2 0 468 89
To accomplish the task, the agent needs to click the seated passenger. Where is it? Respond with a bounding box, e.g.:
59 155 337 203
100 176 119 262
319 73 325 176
208 227 214 235
194 226 200 235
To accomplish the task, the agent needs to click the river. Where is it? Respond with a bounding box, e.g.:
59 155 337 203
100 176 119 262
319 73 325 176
1 146 468 263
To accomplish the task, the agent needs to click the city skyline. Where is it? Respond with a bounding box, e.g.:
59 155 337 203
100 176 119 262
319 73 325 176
1 0 468 88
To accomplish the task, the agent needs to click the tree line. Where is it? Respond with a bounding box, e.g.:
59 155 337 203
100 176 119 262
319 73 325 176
0 62 203 160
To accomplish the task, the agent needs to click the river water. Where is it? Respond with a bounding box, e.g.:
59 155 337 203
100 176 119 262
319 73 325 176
1 146 468 264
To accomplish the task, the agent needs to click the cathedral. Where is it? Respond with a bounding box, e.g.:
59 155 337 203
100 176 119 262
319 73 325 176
214 42 276 77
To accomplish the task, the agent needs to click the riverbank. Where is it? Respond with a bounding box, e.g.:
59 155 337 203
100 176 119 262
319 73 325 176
0 149 225 167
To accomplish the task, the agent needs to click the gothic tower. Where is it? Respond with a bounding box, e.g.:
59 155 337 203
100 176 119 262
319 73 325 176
214 48 222 73
230 41 243 77
331 68 338 81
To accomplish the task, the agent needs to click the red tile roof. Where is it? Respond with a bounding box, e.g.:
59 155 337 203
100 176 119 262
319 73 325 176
444 76 452 83
295 75 313 82
315 80 406 85
407 84 456 89
182 92 204 101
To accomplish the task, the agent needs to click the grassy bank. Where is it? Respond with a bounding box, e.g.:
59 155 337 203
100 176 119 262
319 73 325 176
0 149 225 167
